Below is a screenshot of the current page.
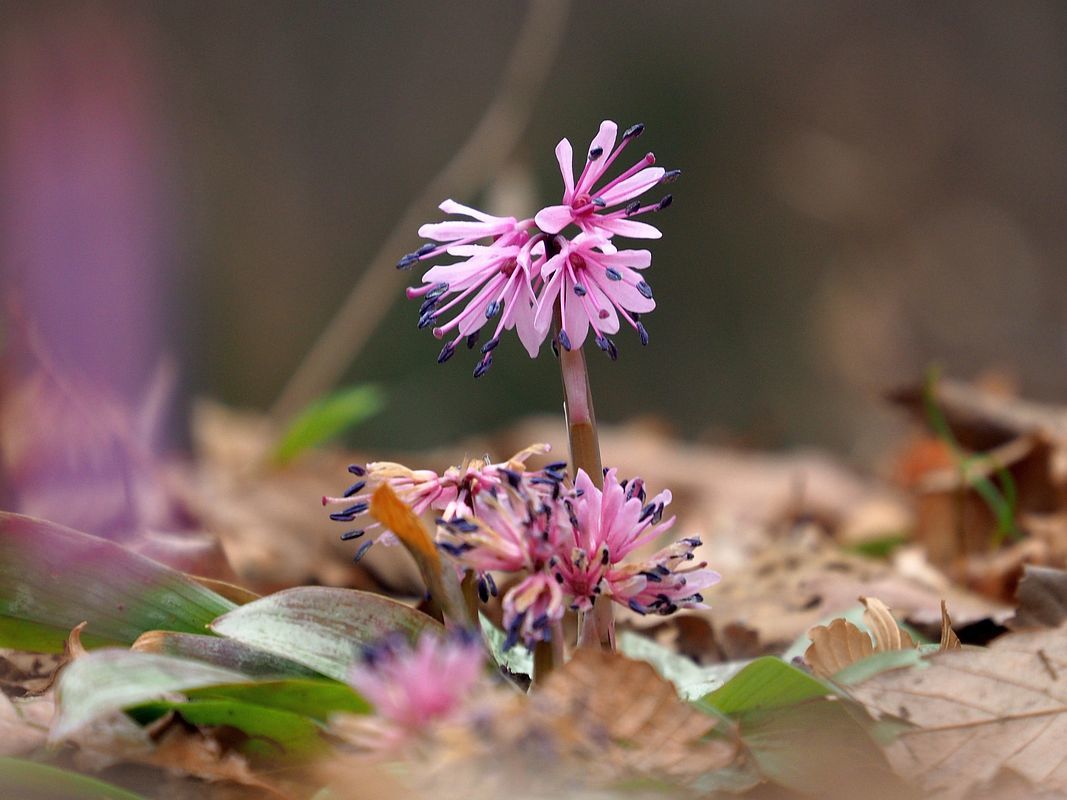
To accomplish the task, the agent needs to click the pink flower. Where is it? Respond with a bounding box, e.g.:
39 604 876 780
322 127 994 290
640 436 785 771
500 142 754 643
401 200 546 376
501 572 565 650
534 120 677 240
534 233 655 353
551 468 721 616
323 444 556 561
348 630 484 741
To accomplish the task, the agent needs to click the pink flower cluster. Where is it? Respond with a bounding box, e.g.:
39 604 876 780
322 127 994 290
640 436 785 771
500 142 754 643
327 448 720 651
398 121 678 376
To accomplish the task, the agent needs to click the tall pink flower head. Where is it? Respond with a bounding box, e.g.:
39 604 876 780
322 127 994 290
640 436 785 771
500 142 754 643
535 233 655 354
347 630 485 747
535 121 678 241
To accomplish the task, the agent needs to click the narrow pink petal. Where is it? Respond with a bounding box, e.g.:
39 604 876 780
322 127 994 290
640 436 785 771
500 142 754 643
586 282 620 334
594 218 662 240
421 259 493 287
534 205 574 234
563 278 591 347
597 167 665 206
533 267 563 333
418 220 498 242
597 277 656 314
554 138 575 201
593 248 652 269
576 121 619 194
511 283 545 358
438 199 509 224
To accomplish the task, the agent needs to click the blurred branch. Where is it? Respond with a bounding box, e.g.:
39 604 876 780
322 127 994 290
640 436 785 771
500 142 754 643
270 0 571 423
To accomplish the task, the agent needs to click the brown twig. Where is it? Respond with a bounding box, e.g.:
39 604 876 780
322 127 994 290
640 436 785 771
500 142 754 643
270 0 572 424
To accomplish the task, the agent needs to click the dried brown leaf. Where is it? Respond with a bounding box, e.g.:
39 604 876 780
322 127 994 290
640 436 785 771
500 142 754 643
530 650 737 781
370 483 471 627
862 596 916 651
29 622 88 697
939 600 961 651
1011 564 1067 630
805 618 875 678
851 620 1067 798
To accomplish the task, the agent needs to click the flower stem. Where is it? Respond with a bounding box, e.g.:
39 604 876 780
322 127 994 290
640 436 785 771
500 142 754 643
549 243 615 651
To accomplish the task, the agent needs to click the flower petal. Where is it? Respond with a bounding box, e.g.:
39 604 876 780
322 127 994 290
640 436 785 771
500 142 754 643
534 205 574 234
594 217 662 240
438 199 509 223
554 138 575 202
598 167 665 206
576 120 619 194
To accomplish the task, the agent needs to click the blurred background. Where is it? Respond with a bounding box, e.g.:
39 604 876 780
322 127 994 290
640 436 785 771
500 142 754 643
3 0 1067 466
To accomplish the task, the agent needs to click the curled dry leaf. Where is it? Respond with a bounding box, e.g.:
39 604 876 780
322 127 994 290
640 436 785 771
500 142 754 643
939 600 961 651
27 621 89 698
805 618 875 679
851 620 1067 798
370 483 471 627
862 596 916 652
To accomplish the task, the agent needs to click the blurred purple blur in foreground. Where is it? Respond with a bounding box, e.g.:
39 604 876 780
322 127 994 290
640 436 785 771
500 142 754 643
1 5 171 398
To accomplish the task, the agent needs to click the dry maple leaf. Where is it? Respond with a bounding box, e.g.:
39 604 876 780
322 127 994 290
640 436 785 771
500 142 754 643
805 618 875 678
862 596 916 651
851 620 1067 798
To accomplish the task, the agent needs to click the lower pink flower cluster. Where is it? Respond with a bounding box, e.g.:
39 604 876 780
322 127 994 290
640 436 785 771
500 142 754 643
324 445 720 651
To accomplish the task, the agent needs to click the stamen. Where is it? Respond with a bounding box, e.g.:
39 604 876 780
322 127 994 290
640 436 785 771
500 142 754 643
573 284 587 297
417 311 437 329
588 145 603 160
348 464 366 476
558 330 572 351
353 540 374 562
637 280 654 299
605 267 622 281
437 341 457 363
637 322 650 346
480 337 500 354
661 169 682 183
623 122 645 139
485 300 503 319
340 529 364 541
624 200 640 216
656 194 673 210
343 480 366 498
473 354 493 378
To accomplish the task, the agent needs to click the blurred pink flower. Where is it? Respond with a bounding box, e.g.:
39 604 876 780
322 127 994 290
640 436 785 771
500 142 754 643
347 630 484 744
534 232 655 354
535 120 676 240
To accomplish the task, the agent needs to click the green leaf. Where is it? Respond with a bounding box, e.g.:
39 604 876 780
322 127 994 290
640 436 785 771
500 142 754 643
0 512 236 653
480 612 532 679
0 757 149 799
700 656 833 716
739 699 917 799
210 586 442 681
617 631 746 701
127 700 327 762
187 679 370 721
832 648 927 686
273 384 384 464
133 630 321 679
52 650 248 740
